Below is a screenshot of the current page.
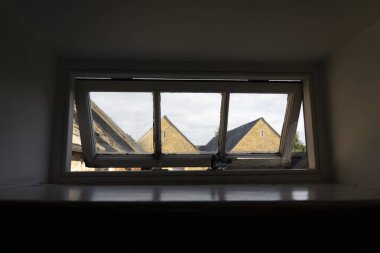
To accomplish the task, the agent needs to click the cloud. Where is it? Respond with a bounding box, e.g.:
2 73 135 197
161 93 221 144
90 92 154 141
90 92 306 146
228 93 287 133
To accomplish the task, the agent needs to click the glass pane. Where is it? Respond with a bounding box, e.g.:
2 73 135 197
71 102 94 171
160 93 221 154
90 92 154 154
227 93 288 153
290 102 308 168
293 103 306 152
70 102 143 172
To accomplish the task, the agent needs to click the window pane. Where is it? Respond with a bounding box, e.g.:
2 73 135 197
71 102 95 171
159 93 221 154
90 92 154 154
227 93 287 153
290 102 308 168
71 102 143 172
293 103 306 152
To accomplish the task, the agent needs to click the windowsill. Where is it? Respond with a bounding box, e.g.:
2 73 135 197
1 183 380 205
2 183 380 249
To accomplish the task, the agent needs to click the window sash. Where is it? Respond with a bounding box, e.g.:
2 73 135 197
75 79 303 169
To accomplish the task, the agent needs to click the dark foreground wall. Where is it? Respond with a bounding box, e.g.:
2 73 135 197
1 201 379 251
0 2 56 188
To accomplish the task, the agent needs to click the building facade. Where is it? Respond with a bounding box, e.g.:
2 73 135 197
72 109 281 171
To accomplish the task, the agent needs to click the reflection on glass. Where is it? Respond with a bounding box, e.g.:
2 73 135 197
90 187 155 202
290 103 308 168
224 190 281 201
65 188 83 201
71 102 98 171
71 104 144 171
293 103 306 152
159 188 214 202
90 92 153 154
71 100 146 171
159 93 221 154
291 189 309 201
227 93 288 153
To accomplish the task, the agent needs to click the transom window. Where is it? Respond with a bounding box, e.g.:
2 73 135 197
72 76 315 173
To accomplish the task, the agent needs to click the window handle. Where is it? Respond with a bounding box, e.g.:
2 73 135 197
211 155 232 170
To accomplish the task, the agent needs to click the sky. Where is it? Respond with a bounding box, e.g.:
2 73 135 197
90 92 306 146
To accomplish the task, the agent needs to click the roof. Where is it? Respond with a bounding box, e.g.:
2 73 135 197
161 115 199 151
137 115 199 153
200 118 258 152
72 103 143 153
200 118 280 152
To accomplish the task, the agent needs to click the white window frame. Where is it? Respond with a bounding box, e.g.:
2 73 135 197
75 78 312 170
51 66 320 184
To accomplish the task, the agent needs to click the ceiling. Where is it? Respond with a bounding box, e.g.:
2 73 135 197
5 0 380 63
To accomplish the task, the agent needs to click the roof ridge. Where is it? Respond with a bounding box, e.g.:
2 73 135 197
91 102 143 152
201 117 262 152
227 118 261 133
161 116 199 151
137 115 199 151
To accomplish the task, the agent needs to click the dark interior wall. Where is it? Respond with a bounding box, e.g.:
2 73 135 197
326 20 380 186
51 60 332 183
0 2 56 188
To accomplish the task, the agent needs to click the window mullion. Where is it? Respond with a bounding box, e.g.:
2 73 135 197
215 92 230 168
153 91 162 168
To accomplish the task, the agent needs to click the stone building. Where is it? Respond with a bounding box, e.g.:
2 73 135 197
138 116 199 154
71 103 142 171
72 110 281 171
201 118 280 153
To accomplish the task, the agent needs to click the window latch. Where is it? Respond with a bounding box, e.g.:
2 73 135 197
211 155 231 170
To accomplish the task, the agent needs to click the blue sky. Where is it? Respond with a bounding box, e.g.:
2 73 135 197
90 92 306 146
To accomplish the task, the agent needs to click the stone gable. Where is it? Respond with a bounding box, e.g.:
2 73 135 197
138 116 198 154
231 118 280 153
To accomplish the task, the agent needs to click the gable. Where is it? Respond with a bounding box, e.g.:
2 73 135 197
137 116 198 154
201 118 280 153
200 119 260 152
231 118 280 153
72 103 142 154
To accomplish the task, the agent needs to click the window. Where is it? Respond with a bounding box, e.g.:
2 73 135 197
71 75 315 174
226 93 287 154
160 92 221 154
90 92 154 155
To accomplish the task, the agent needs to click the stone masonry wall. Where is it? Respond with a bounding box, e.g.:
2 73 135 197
231 119 280 153
138 117 198 154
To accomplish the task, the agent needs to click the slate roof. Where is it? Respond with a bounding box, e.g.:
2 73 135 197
136 115 199 152
200 117 280 152
72 103 143 153
200 118 258 152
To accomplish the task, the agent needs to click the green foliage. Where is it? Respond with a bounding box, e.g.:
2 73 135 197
293 131 306 152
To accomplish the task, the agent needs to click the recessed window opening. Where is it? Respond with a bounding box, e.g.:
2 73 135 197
70 76 313 173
